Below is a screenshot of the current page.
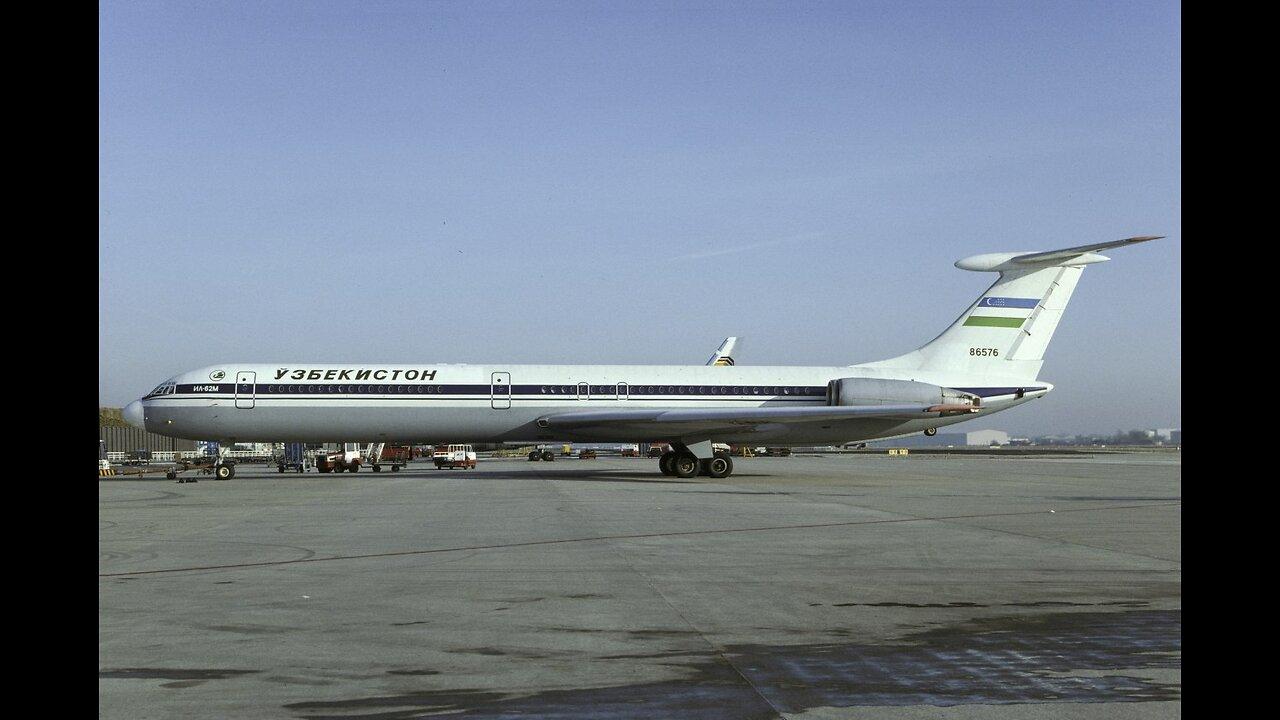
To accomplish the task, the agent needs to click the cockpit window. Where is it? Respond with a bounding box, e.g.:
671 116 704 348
147 381 176 397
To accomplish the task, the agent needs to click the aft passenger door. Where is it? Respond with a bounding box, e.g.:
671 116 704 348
235 371 256 409
491 372 511 409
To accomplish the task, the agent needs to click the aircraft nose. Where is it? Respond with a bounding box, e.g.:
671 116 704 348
123 401 146 430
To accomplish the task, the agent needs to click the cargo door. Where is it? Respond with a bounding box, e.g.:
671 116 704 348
235 371 256 409
491 372 511 409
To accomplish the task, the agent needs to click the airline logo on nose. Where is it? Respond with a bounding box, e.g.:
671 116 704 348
209 370 226 381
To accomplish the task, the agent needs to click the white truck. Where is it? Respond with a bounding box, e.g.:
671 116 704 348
433 444 477 470
317 443 365 473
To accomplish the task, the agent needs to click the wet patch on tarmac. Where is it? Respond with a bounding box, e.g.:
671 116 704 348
827 600 1152 609
284 610 1179 718
1052 496 1182 502
100 668 259 680
204 624 298 635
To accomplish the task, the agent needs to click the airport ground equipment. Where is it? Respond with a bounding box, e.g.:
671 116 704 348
317 443 364 473
165 442 235 481
99 441 115 476
125 449 152 466
276 442 311 473
434 444 477 469
526 446 557 462
578 449 597 459
370 444 413 472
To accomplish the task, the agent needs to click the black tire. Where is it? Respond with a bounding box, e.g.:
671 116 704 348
528 451 540 461
658 451 675 476
708 454 733 479
673 454 699 479
278 465 285 473
392 465 400 472
297 465 304 473
373 465 381 473
166 471 177 480
541 450 555 462
349 464 359 473
216 465 232 480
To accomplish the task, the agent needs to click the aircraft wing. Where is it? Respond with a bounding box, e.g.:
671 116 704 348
537 403 976 438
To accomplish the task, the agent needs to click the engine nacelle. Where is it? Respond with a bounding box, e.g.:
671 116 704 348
826 378 980 411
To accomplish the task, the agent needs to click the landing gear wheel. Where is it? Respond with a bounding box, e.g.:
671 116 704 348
673 454 700 479
658 451 676 476
707 454 733 479
541 450 555 462
216 465 233 480
373 464 381 472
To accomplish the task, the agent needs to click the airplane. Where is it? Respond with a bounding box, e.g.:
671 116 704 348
706 337 739 366
124 236 1162 480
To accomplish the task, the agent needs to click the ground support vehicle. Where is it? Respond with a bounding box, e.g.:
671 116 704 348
434 444 477 469
276 442 311 473
317 443 364 473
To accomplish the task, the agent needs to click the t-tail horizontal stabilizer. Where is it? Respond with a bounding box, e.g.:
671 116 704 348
863 235 1164 384
955 236 1164 272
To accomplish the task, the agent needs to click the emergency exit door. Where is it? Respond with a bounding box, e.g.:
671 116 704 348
491 372 511 409
235 371 256 409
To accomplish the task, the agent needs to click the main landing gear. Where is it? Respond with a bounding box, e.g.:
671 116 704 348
658 448 734 479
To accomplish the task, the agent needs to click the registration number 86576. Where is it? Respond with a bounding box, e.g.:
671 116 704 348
969 347 999 357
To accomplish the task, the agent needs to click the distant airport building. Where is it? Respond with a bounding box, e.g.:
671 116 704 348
100 426 197 454
966 430 1010 446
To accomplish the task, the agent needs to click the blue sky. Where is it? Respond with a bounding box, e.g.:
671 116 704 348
99 1 1180 435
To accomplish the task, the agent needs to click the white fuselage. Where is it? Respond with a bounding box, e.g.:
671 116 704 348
129 362 1048 446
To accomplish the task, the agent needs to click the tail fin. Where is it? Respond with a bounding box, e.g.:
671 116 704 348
862 236 1161 384
707 337 739 366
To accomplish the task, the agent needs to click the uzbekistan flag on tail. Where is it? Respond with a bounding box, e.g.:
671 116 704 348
964 296 1040 328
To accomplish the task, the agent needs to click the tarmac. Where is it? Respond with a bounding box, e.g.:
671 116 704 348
99 451 1181 719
